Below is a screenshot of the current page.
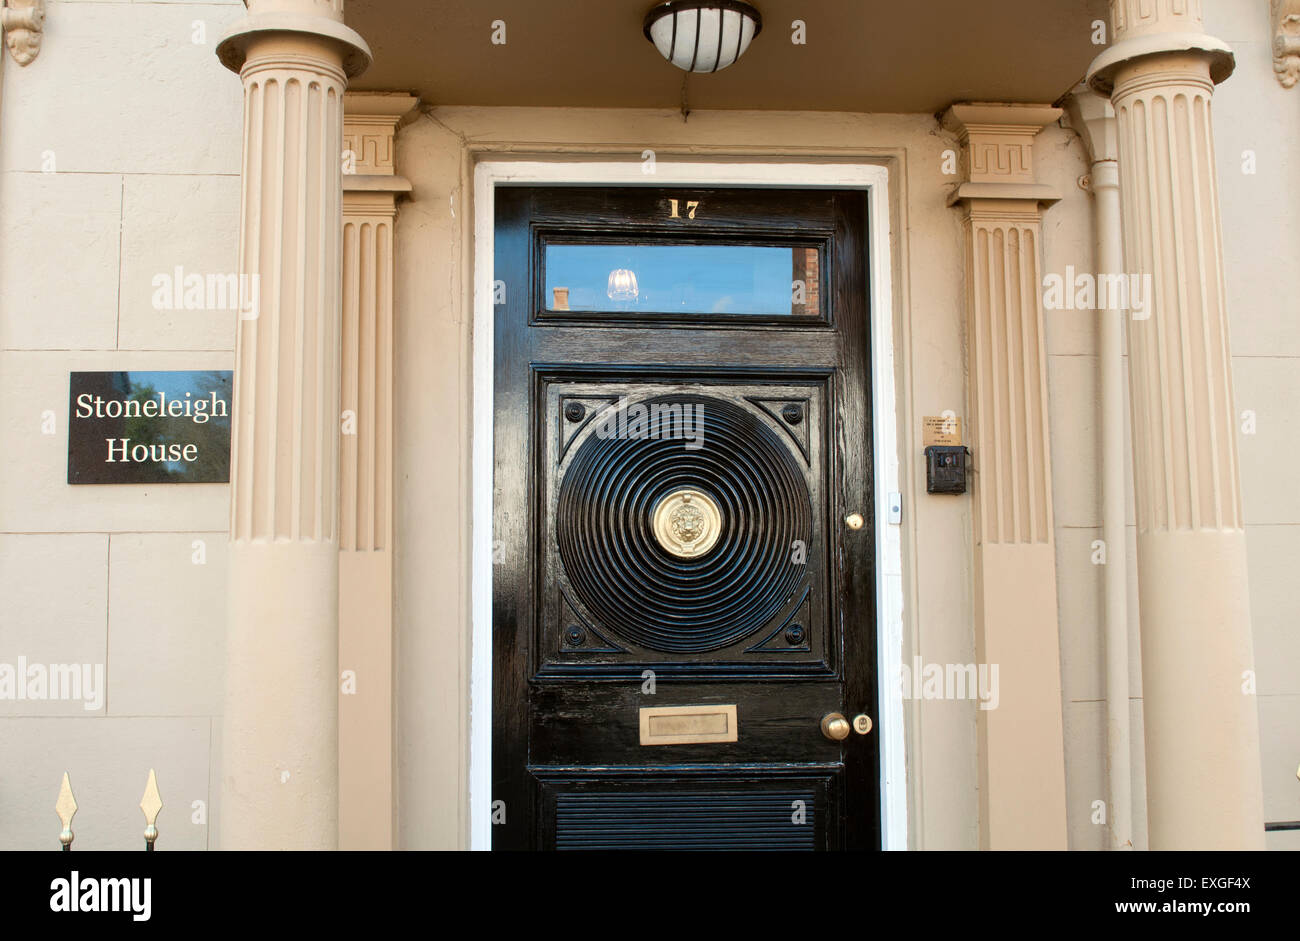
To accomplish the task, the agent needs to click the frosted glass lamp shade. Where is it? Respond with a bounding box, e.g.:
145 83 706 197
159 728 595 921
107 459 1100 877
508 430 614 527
643 1 762 73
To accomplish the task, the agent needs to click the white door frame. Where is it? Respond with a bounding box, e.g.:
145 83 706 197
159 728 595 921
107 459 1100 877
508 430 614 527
470 158 906 850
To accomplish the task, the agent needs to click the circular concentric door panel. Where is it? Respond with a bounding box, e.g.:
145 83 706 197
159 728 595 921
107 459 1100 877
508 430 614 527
555 393 813 654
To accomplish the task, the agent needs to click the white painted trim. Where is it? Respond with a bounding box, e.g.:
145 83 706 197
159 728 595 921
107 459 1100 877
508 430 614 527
471 159 906 851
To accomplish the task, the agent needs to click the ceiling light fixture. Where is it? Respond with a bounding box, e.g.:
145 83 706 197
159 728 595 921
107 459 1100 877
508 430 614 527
643 1 762 73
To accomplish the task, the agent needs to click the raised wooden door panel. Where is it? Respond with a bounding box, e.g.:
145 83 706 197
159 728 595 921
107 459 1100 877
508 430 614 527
541 376 831 673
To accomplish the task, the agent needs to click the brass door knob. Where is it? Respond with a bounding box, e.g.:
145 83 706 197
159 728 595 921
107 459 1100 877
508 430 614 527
821 712 851 741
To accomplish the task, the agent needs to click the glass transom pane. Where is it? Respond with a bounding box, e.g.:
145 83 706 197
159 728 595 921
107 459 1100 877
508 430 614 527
544 243 821 317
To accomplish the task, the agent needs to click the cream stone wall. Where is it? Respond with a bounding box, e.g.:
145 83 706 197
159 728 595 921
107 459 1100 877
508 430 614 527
0 0 244 849
0 0 1293 852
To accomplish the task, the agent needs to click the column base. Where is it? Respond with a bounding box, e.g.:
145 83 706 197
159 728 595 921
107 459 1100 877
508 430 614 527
1138 528 1265 850
975 542 1069 849
220 540 339 850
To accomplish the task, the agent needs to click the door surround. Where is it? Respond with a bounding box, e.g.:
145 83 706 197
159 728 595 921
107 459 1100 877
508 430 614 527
471 158 905 850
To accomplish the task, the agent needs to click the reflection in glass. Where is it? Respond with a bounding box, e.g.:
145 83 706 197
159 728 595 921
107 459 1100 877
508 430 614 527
545 243 821 317
607 268 639 301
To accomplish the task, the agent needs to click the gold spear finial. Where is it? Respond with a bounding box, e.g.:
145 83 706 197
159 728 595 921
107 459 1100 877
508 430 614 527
55 772 77 851
139 768 162 851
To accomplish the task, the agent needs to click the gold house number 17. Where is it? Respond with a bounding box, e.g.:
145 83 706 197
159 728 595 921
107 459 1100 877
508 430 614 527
668 198 700 219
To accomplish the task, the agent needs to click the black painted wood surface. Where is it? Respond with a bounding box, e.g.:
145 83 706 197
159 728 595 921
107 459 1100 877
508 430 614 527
493 186 878 850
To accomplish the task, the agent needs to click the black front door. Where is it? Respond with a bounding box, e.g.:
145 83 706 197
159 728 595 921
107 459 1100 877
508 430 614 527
492 185 878 850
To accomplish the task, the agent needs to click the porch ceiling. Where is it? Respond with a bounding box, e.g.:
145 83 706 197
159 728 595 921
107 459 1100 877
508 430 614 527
345 0 1110 113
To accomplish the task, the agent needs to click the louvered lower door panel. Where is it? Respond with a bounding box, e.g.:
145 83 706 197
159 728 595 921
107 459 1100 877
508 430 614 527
556 791 816 850
538 771 839 851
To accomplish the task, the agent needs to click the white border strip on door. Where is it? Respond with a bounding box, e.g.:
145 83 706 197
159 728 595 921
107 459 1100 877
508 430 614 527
471 159 906 850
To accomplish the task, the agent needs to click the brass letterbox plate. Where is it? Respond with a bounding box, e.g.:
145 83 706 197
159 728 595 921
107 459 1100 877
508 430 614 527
639 704 738 746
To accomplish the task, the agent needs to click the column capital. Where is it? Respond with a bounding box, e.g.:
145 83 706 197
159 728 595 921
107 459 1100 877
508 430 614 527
1087 0 1233 96
217 0 371 78
940 103 1062 208
343 92 419 200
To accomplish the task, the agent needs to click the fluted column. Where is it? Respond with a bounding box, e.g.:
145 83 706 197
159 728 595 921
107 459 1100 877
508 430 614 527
942 104 1069 849
215 0 370 849
1090 0 1264 849
338 92 415 850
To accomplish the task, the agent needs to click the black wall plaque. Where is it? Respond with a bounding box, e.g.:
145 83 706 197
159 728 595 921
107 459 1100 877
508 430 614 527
67 371 233 484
